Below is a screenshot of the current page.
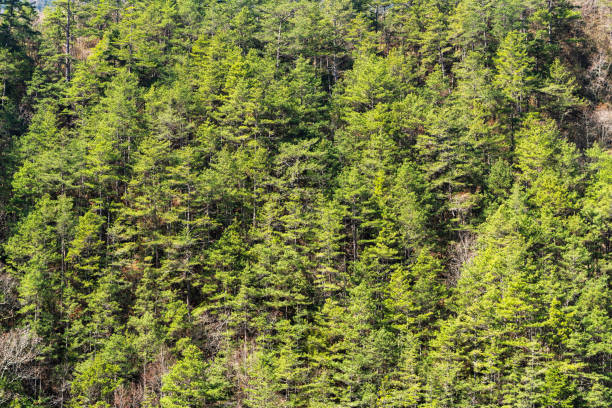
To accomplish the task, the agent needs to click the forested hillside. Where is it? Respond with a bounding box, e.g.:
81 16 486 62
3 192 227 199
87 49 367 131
0 0 610 407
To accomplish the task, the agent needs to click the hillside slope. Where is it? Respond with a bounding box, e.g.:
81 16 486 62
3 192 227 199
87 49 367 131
0 1 610 407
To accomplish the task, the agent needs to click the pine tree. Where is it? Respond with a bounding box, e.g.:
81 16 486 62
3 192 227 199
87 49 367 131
161 343 229 408
539 58 584 125
494 30 536 114
4 195 74 397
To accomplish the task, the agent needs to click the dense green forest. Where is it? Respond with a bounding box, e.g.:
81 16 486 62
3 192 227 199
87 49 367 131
0 0 610 406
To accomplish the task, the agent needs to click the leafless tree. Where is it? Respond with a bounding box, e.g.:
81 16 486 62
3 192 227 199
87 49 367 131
570 1 612 146
0 272 18 324
448 232 476 286
0 328 41 404
113 346 173 408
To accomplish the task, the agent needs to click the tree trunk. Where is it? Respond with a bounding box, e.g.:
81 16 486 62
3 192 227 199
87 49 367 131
65 0 71 82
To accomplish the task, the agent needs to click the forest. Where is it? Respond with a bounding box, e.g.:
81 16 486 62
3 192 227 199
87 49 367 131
0 0 610 407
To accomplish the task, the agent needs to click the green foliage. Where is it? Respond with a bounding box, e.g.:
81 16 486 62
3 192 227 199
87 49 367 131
0 1 609 407
69 354 123 408
494 30 536 113
161 344 229 408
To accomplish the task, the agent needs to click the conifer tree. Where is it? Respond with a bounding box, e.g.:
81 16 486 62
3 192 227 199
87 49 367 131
494 30 536 114
161 343 229 408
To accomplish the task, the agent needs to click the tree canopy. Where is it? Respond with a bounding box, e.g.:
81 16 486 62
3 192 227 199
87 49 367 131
0 0 610 407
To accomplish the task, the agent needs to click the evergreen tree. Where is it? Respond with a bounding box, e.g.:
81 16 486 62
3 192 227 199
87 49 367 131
161 343 229 408
494 30 536 114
